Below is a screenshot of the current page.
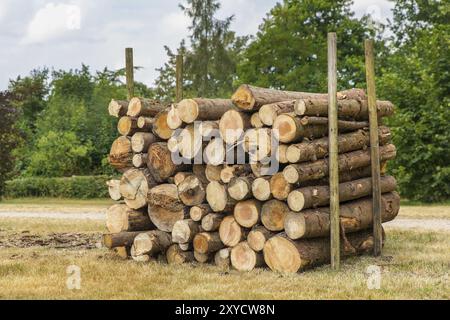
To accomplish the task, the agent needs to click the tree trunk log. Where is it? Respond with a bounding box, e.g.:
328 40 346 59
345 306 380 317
117 116 142 136
193 165 210 185
152 108 174 140
244 128 272 161
190 204 214 222
201 213 223 232
166 244 195 264
206 181 237 212
287 176 397 211
178 124 203 159
147 184 184 211
103 231 142 248
270 172 293 200
177 98 235 123
247 225 275 252
220 165 252 184
273 113 329 143
258 100 296 126
250 112 264 128
214 248 231 268
276 144 289 164
108 136 133 171
286 127 391 163
219 109 251 144
205 164 223 182
251 177 272 201
264 229 380 273
137 116 155 130
204 138 226 166
283 144 397 184
261 199 289 231
178 175 206 206
167 105 182 129
284 192 399 240
300 116 368 131
233 199 261 228
219 215 246 247
106 204 154 233
193 232 224 254
147 142 190 182
228 175 255 201
148 205 188 232
120 168 156 209
131 132 159 153
106 179 121 201
108 99 128 117
194 250 212 263
127 97 167 117
131 230 172 257
173 172 191 186
113 246 130 259
172 219 201 244
132 153 147 168
231 241 264 271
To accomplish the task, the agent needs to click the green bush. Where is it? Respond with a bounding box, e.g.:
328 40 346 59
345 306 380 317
4 176 111 199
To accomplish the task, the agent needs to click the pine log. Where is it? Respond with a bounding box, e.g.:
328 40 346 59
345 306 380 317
152 109 174 140
167 105 182 129
194 250 212 263
247 225 275 252
270 172 293 201
147 184 184 211
108 136 133 171
106 204 154 233
283 144 397 184
147 142 189 182
177 98 235 123
258 100 296 126
220 164 251 184
261 200 289 231
178 124 203 159
264 229 382 273
190 204 214 222
166 244 195 264
193 232 224 254
273 113 328 143
287 176 397 211
120 168 156 209
193 165 210 185
198 121 219 138
148 205 188 232
103 231 142 249
232 84 365 111
285 192 400 240
137 117 155 130
132 153 148 168
228 175 255 201
113 246 130 260
214 248 231 268
219 109 251 144
286 127 391 163
250 112 264 128
205 165 223 182
219 215 245 247
231 242 264 271
201 213 223 232
204 138 226 166
108 99 128 117
106 179 121 201
276 144 289 164
131 132 159 153
174 172 191 186
172 219 201 244
233 199 261 228
127 97 167 117
244 128 272 161
131 230 172 257
206 181 237 212
179 242 192 251
251 177 272 201
250 162 282 177
167 135 181 153
300 116 368 131
177 175 206 206
117 116 141 136
294 98 394 120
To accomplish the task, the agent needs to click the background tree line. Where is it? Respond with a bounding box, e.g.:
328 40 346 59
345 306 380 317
0 0 448 202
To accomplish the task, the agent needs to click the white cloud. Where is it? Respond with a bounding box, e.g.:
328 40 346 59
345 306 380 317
22 3 81 44
161 11 190 36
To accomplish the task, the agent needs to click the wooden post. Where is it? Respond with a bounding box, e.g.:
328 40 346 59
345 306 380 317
365 39 382 256
126 48 134 100
327 32 340 270
176 54 184 102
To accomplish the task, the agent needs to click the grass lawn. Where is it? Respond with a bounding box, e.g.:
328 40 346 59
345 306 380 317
1 197 114 206
0 217 448 299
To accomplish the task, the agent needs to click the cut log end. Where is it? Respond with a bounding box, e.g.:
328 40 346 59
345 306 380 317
273 114 297 143
219 216 242 247
258 104 277 126
219 110 249 144
177 99 199 124
287 190 306 212
167 105 182 129
234 200 261 228
231 85 255 110
263 236 301 273
283 165 300 184
228 178 250 201
127 97 142 117
284 212 306 240
230 242 260 272
252 177 271 201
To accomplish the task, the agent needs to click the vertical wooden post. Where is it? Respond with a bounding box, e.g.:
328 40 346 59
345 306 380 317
125 48 134 100
176 54 184 103
364 39 382 256
328 32 340 270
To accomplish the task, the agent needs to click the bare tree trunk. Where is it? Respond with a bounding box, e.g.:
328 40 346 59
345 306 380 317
177 98 235 123
108 99 128 117
147 184 184 211
106 204 154 233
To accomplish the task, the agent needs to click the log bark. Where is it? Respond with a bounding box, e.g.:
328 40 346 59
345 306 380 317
172 219 201 244
167 105 182 129
127 97 167 117
193 232 224 254
106 179 121 201
300 116 368 131
106 204 154 233
117 116 141 136
273 113 328 143
205 165 223 182
132 153 147 168
214 248 231 268
120 168 156 209
166 244 195 264
220 165 251 184
108 136 133 171
286 127 391 163
219 215 245 247
201 213 223 232
247 225 275 252
152 109 174 140
178 175 206 206
294 98 394 120
283 144 397 184
131 230 172 257
287 176 397 211
147 142 189 182
103 231 142 248
219 109 251 144
270 172 292 201
233 199 261 228
250 112 264 128
108 99 128 117
231 242 264 271
264 228 383 273
261 200 289 231
231 84 365 111
190 204 214 222
251 177 272 201
137 117 154 130
148 205 188 232
131 132 159 153
147 184 184 211
206 181 237 212
228 175 255 201
258 100 296 126
177 98 235 123
284 192 399 240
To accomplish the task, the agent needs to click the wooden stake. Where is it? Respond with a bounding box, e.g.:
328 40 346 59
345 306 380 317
176 54 183 102
365 39 382 257
328 33 340 270
125 48 134 100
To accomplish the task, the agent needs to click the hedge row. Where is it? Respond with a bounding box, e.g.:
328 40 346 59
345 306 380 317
4 176 112 199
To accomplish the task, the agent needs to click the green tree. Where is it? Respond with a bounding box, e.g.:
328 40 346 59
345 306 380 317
236 0 381 92
378 0 449 202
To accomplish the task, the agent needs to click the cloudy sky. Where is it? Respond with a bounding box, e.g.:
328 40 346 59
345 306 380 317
0 0 394 90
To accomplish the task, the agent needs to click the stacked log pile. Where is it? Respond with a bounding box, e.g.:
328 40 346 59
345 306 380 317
103 84 400 273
